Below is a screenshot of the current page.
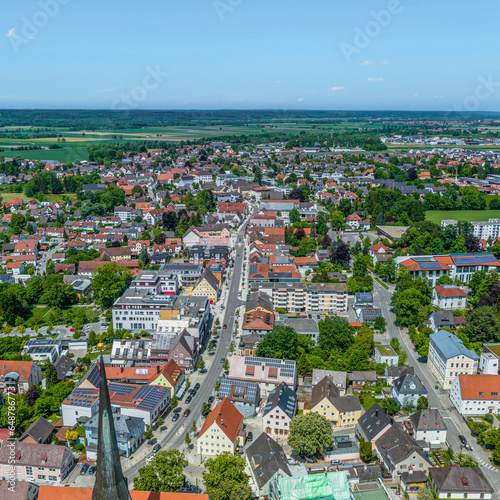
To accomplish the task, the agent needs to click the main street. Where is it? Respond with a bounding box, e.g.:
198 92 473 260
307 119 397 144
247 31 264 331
122 202 259 483
373 280 500 498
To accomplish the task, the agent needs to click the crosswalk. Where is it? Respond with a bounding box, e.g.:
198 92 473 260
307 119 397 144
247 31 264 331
475 456 499 472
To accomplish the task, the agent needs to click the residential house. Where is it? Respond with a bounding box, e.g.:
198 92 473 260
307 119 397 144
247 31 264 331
432 285 467 310
311 369 347 395
0 442 74 484
0 360 42 394
479 343 500 375
385 366 414 385
356 404 393 444
428 330 479 389
408 408 447 447
375 424 432 479
392 373 427 408
190 268 219 304
217 378 260 418
262 383 297 440
429 310 456 332
19 417 55 445
429 467 494 500
309 376 362 428
450 374 500 416
197 397 244 457
85 413 144 460
147 359 185 398
245 433 292 499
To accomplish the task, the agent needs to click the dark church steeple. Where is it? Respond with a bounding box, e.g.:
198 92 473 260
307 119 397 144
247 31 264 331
92 354 131 500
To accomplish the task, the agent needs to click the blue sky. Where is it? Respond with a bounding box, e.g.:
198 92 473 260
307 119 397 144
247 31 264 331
2 0 500 110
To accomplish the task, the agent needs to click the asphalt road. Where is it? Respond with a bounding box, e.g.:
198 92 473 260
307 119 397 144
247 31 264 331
122 204 258 482
373 281 500 498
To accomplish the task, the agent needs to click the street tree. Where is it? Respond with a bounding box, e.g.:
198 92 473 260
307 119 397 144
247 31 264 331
288 412 332 456
417 396 429 410
133 449 188 493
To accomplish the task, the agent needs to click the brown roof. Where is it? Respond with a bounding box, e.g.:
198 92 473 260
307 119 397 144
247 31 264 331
457 374 500 400
435 285 467 297
0 360 37 381
198 397 243 443
429 467 494 494
37 487 209 500
311 376 341 408
0 442 72 468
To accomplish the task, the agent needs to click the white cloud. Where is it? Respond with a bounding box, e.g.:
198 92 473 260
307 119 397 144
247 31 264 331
6 28 16 38
382 60 389 65
328 86 345 92
367 77 384 82
297 97 304 102
362 60 374 65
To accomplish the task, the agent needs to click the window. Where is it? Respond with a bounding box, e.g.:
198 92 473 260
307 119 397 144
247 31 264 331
479 392 484 397
26 467 33 476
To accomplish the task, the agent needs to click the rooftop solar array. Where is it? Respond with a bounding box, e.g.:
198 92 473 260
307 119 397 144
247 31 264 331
412 256 436 262
108 383 135 395
244 357 296 379
87 364 100 387
219 379 258 402
418 262 442 269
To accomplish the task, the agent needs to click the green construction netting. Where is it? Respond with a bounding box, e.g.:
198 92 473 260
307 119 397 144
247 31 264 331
276 471 351 500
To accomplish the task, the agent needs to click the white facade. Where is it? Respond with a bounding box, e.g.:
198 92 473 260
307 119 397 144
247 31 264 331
374 345 399 366
431 286 467 310
263 406 292 439
61 400 97 427
450 375 500 416
479 344 500 375
442 218 500 241
197 422 236 457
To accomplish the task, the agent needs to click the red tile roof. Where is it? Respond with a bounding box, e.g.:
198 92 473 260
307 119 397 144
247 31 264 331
458 374 500 400
435 285 466 298
198 397 243 443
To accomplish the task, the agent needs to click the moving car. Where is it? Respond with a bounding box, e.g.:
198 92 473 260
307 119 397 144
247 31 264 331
221 357 225 363
223 324 227 329
183 409 191 417
80 464 89 475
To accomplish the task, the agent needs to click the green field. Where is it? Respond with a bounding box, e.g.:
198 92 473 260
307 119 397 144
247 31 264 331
0 191 77 203
426 210 500 224
0 146 89 162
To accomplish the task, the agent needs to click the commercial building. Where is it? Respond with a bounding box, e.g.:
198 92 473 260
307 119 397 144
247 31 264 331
23 338 62 364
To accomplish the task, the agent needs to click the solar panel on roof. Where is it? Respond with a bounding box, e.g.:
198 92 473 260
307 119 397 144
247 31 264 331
419 262 441 269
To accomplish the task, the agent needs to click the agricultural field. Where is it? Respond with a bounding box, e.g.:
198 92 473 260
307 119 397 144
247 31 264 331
425 210 500 224
0 190 77 203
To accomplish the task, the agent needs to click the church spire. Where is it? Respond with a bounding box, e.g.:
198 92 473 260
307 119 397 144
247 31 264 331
92 354 131 500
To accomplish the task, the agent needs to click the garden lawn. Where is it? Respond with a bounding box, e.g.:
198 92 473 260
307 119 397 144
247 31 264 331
425 210 500 224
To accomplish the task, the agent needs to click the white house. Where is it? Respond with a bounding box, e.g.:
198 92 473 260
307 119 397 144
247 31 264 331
408 408 447 448
429 466 494 500
428 330 479 389
373 345 398 366
432 285 467 310
262 383 297 440
450 374 500 416
479 343 500 375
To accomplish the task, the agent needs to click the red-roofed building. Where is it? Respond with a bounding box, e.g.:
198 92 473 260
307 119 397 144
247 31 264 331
432 285 467 310
451 374 500 416
197 397 244 456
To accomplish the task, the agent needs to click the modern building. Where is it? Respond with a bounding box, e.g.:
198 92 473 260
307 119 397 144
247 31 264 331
197 397 244 457
429 467 494 500
428 330 479 389
392 373 427 408
442 217 500 241
23 338 62 363
373 345 398 366
228 356 297 396
159 263 204 287
450 374 500 416
250 282 348 313
262 383 297 439
217 378 260 418
479 343 500 375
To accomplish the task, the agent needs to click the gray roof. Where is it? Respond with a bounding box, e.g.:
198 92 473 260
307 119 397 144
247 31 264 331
348 371 377 383
357 404 393 442
375 424 431 469
19 417 54 444
429 330 479 361
245 433 291 489
431 310 456 327
246 291 273 313
312 369 347 389
409 408 447 432
385 366 414 378
276 317 319 335
263 383 297 419
393 373 427 395
429 467 494 494
86 412 143 436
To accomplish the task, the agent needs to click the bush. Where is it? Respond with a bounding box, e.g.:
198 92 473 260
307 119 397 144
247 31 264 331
74 443 85 452
484 414 494 424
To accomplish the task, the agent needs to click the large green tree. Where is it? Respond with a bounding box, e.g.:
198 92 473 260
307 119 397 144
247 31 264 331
133 449 188 492
255 326 301 360
202 453 252 500
288 412 332 456
464 306 500 344
318 316 355 353
91 263 133 308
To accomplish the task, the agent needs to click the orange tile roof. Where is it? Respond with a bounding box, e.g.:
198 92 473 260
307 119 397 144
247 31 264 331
458 374 500 400
435 285 466 298
198 397 243 443
37 487 208 499
0 361 36 381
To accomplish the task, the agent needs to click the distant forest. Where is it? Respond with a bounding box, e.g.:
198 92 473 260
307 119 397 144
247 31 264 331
1 109 500 130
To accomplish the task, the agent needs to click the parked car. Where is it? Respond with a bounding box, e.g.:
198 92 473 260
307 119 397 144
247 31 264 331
148 438 157 445
89 466 97 475
80 464 89 475
160 426 167 432
247 432 253 442
194 383 200 390
208 396 215 404
152 444 161 454
185 396 192 404
183 409 191 417
191 390 197 398
70 328 76 332
331 460 343 466
459 435 467 446
172 413 180 422
146 455 155 464
199 369 208 374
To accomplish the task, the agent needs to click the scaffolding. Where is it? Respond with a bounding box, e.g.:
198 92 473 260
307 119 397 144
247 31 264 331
270 470 351 500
